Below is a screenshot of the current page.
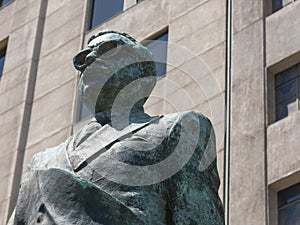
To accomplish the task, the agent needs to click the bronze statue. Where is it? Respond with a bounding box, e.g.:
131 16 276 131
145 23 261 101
9 30 224 225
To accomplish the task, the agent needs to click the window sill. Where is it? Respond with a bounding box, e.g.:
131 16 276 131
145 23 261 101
267 110 300 130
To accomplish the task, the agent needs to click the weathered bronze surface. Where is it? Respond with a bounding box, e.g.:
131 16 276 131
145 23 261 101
9 31 224 225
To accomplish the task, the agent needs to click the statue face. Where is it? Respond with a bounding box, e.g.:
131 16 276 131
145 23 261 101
73 32 156 115
73 33 137 73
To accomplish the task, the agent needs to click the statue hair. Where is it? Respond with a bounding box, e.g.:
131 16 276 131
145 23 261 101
88 30 137 44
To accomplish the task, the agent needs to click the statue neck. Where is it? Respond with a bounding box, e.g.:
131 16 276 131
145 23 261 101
94 106 151 127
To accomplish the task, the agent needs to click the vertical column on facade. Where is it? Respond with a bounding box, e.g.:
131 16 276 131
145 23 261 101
0 0 48 223
230 0 267 225
8 0 48 218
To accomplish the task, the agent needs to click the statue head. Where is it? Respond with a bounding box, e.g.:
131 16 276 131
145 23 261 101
73 30 157 117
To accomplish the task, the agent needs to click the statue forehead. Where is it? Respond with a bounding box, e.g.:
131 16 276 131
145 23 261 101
88 33 134 47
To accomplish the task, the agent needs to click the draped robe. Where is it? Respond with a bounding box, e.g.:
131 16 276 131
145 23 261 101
9 111 224 225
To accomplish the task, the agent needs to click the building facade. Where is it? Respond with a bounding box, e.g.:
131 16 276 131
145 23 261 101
0 0 299 224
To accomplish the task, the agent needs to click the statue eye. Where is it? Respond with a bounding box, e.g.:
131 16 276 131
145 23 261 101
97 40 118 57
73 49 92 72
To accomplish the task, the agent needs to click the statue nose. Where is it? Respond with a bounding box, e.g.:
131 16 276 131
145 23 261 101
85 52 98 66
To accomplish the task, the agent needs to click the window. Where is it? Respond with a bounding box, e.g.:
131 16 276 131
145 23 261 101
145 32 168 77
272 0 294 13
278 183 300 225
275 63 300 121
89 0 124 30
136 0 143 3
0 0 12 7
0 45 6 79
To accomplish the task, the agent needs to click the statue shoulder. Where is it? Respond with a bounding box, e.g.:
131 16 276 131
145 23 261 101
28 118 101 171
162 110 212 128
28 136 73 171
162 110 214 153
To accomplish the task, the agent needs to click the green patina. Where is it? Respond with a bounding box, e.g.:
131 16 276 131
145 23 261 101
72 175 93 189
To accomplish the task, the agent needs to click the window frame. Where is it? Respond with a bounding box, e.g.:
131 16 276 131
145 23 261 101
269 174 300 225
267 0 297 15
0 0 12 8
0 42 7 79
277 182 300 225
88 0 125 31
143 30 169 79
274 63 300 121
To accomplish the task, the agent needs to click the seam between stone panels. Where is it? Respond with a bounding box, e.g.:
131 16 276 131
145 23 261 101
0 77 29 95
33 78 76 102
39 35 81 59
45 0 74 18
3 54 37 75
0 98 27 116
0 197 11 204
25 125 72 150
43 11 83 37
169 39 226 72
232 17 263 36
0 60 38 94
169 0 211 22
0 128 20 156
10 16 40 33
39 34 82 58
0 118 23 139
174 15 226 44
145 65 225 109
0 172 14 183
36 62 77 82
29 101 74 126
0 149 17 164
11 2 44 33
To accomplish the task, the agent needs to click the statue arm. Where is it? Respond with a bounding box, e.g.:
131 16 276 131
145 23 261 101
166 111 224 225
6 136 74 225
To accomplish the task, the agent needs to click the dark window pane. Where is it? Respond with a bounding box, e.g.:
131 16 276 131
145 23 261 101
90 0 124 29
2 0 12 5
275 65 299 87
278 183 300 225
0 0 12 7
136 0 143 3
276 80 297 103
279 183 300 208
273 0 283 12
278 202 300 225
0 46 6 79
272 0 292 12
146 33 168 77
